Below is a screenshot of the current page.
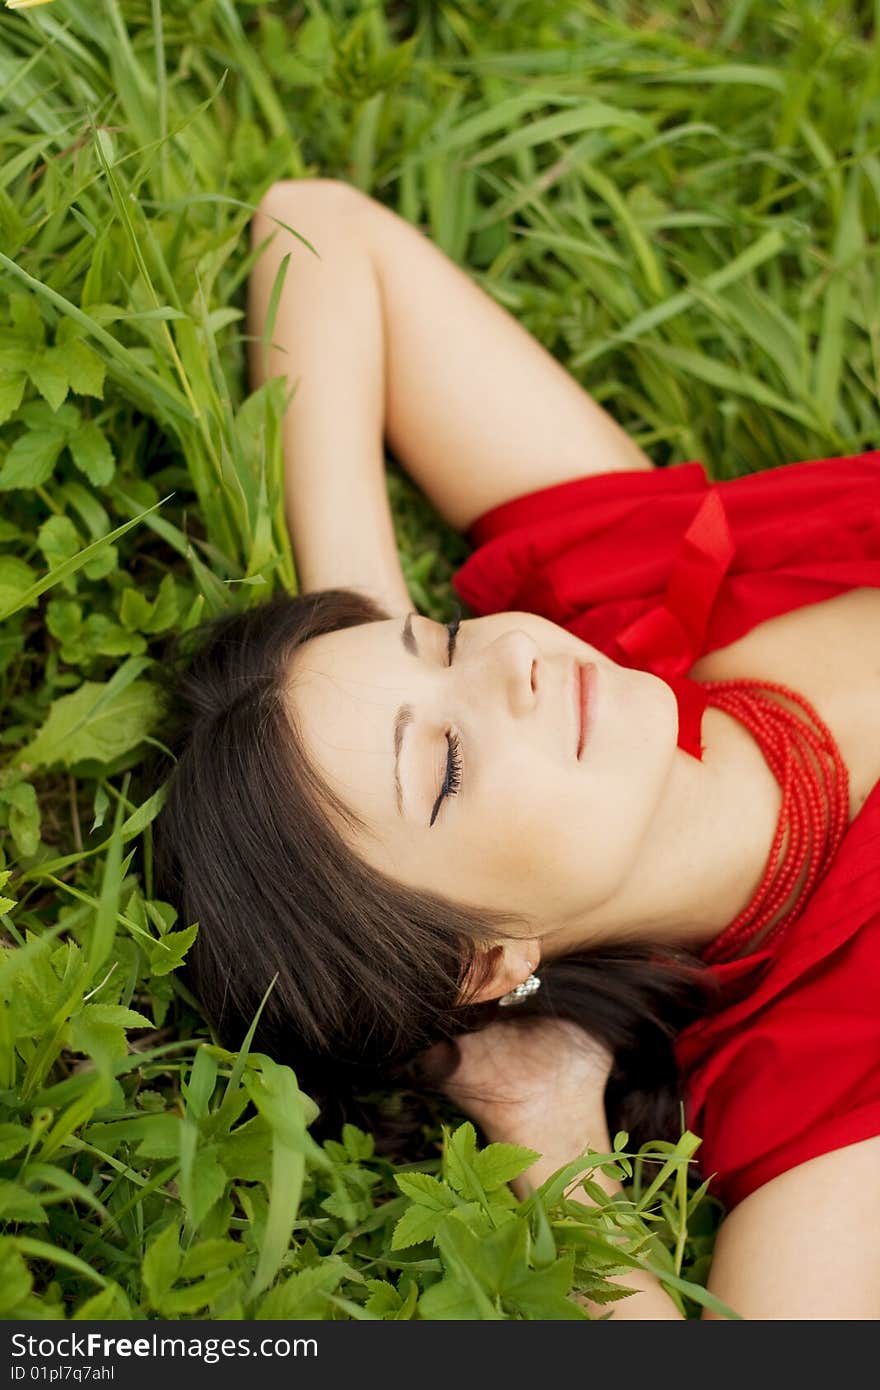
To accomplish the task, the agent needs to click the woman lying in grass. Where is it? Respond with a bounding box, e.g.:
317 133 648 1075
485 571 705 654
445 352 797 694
152 178 880 1319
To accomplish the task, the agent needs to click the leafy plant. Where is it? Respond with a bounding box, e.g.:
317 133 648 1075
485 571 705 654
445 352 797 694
0 0 875 1318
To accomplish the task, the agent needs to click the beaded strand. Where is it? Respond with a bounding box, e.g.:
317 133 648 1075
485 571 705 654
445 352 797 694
698 678 850 966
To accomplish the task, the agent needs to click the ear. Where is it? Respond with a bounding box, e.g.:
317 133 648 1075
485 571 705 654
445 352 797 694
457 938 542 1007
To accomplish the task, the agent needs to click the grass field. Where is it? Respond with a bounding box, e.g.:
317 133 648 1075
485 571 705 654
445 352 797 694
0 0 876 1319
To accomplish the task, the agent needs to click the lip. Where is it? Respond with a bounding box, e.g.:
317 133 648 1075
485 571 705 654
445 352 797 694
574 660 597 760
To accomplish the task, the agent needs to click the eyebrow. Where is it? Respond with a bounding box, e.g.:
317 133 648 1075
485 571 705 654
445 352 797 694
394 613 420 816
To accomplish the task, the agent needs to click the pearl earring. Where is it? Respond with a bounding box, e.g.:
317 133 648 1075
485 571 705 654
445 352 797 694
498 962 542 1008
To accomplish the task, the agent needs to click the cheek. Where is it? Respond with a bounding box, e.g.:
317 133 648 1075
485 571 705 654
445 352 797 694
454 664 676 900
464 749 577 884
466 771 626 915
561 674 678 884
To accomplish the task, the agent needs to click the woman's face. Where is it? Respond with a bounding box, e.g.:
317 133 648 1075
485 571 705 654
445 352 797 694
285 610 679 941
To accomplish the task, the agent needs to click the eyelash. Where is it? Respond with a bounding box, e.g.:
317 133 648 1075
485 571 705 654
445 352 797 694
429 606 463 828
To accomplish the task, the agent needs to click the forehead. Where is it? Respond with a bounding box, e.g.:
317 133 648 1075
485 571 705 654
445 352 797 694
282 617 415 830
285 614 405 725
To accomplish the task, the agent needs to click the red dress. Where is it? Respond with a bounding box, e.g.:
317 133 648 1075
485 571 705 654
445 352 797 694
452 452 880 1211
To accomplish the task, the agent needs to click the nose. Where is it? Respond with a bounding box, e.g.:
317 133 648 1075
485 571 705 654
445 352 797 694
475 628 537 717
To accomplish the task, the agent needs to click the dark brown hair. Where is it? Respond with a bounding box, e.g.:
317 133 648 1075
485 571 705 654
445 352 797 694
150 589 718 1155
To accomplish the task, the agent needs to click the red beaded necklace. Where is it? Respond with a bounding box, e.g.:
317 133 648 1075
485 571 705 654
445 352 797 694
697 678 850 966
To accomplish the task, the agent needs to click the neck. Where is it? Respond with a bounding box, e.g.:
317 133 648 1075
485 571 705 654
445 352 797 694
544 706 785 959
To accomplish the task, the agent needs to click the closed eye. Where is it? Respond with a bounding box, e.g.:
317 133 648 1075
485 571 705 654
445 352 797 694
429 606 463 828
445 605 461 664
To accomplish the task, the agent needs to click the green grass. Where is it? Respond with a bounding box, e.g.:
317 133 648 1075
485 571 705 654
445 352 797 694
0 0 876 1319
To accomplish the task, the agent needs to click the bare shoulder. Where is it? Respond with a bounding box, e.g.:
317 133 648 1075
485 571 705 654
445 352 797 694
702 1135 880 1319
690 586 880 683
691 587 880 818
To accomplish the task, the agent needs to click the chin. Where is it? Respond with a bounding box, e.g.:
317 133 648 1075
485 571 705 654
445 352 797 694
655 669 681 743
603 661 677 751
645 671 680 776
616 666 680 818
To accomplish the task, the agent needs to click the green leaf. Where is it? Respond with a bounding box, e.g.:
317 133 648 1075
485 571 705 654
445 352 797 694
320 1187 361 1222
217 1115 274 1183
148 922 199 975
79 614 147 660
142 1221 182 1309
0 425 66 490
504 1253 585 1320
465 101 652 169
82 545 118 581
79 1004 153 1029
0 780 41 858
0 1124 28 1161
243 1055 326 1297
85 1113 182 1160
38 516 81 573
434 1214 495 1291
418 1275 485 1320
58 479 111 539
36 1074 113 1165
641 342 822 431
473 1142 541 1192
524 1153 611 1213
158 1270 240 1316
443 1121 481 1197
8 293 43 348
179 1238 245 1282
0 497 166 621
341 1122 374 1162
144 573 180 633
13 1236 108 1292
364 1279 403 1317
0 372 26 426
254 1258 351 1319
530 1190 558 1270
89 789 130 981
393 1171 456 1211
69 1003 151 1068
17 678 161 771
0 1181 48 1225
184 1148 228 1230
181 1043 219 1120
24 1162 110 1224
91 783 109 833
29 349 69 412
0 556 38 613
46 598 83 650
121 786 168 841
119 587 153 631
479 1217 530 1294
68 421 115 487
390 1203 447 1251
0 1239 33 1315
813 165 862 424
62 337 106 399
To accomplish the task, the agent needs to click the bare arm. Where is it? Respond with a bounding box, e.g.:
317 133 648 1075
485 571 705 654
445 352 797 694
246 178 654 612
247 180 412 617
702 1135 880 1319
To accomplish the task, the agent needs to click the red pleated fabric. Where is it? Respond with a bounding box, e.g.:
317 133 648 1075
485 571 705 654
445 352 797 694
452 451 880 1211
